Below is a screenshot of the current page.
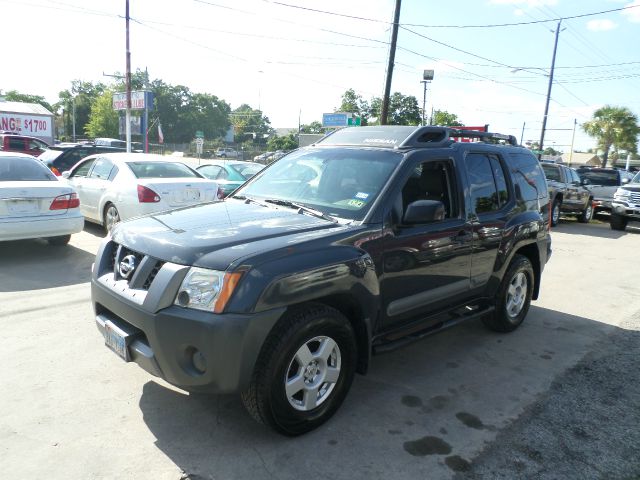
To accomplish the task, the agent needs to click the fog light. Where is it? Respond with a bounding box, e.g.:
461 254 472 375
192 349 207 374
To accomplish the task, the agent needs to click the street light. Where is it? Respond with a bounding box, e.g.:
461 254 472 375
421 69 434 126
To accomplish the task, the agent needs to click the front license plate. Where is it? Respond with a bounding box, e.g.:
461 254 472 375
105 322 129 361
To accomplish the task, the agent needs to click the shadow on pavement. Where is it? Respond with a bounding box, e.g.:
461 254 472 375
138 306 624 480
553 218 639 238
0 237 96 292
83 222 107 238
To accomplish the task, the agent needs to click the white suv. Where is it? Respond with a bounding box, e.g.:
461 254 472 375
215 147 238 158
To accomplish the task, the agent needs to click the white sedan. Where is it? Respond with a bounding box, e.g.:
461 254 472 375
61 153 220 232
0 152 84 245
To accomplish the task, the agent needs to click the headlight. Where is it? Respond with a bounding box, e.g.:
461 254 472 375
174 267 242 313
614 189 631 200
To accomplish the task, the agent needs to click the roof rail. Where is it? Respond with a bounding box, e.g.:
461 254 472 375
399 126 518 148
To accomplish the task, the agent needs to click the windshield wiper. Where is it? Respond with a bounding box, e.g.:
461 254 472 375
264 198 337 223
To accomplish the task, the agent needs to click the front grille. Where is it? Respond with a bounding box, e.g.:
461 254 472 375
108 241 164 291
630 192 640 204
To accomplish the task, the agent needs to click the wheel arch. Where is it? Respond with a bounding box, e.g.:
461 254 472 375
512 243 541 300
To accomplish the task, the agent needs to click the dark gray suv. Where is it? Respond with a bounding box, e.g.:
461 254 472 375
91 126 552 435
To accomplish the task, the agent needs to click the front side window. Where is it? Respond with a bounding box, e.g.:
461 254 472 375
541 164 561 182
234 147 403 221
89 158 115 180
0 157 57 181
400 160 456 219
70 159 95 178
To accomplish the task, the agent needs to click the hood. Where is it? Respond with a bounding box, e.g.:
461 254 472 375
111 198 345 269
621 184 640 193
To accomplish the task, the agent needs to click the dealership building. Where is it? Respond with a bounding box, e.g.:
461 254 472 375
0 100 55 146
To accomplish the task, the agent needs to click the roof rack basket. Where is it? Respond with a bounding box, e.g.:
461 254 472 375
399 126 518 148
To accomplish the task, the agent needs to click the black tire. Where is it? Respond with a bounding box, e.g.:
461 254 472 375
610 213 628 231
550 198 561 227
47 234 71 246
103 203 120 233
483 254 534 333
241 304 357 436
577 200 594 223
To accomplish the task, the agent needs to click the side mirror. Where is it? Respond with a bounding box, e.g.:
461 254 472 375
403 200 445 224
61 171 71 179
622 177 630 184
581 178 590 186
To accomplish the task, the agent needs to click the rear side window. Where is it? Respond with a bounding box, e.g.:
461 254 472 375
8 138 24 150
578 170 619 186
509 152 548 201
465 153 509 214
0 157 57 181
127 162 200 178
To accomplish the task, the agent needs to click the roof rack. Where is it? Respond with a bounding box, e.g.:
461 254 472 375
315 126 519 148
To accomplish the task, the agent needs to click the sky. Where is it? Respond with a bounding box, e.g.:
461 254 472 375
2 0 640 152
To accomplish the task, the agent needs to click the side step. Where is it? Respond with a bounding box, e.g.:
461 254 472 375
372 305 495 354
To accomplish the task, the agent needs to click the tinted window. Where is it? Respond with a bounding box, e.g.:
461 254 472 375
89 158 115 180
127 162 200 178
38 149 63 161
8 138 24 149
58 148 91 171
400 160 456 219
578 170 619 186
489 155 509 207
541 164 561 182
465 153 500 213
0 157 57 181
509 152 547 201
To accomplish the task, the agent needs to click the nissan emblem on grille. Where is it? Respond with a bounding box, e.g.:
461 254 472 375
119 255 138 279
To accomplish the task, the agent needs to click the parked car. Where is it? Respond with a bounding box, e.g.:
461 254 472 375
610 171 640 231
0 152 83 245
0 132 50 156
215 147 238 158
38 142 126 176
253 151 273 163
541 163 593 225
91 126 551 435
265 150 288 163
196 160 264 197
62 153 220 232
576 167 635 213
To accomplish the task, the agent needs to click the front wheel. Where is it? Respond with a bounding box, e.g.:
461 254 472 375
577 201 593 223
241 305 357 436
610 213 628 231
483 255 534 333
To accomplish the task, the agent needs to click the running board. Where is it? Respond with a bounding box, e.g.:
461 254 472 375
372 305 495 354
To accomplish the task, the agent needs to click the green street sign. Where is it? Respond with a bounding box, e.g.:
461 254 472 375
195 130 204 138
531 149 543 154
347 117 361 126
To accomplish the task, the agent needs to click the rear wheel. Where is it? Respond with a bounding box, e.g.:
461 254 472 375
103 203 120 233
47 234 71 246
241 305 357 436
483 255 534 333
577 200 593 223
610 213 628 231
550 199 561 226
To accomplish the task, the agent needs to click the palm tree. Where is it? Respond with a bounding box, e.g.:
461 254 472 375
582 106 639 168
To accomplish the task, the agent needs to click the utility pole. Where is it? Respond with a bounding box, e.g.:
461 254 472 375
520 121 525 145
569 118 577 165
380 0 401 125
125 0 132 153
538 20 561 160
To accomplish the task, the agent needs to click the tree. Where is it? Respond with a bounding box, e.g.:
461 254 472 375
2 90 54 113
84 90 119 138
337 89 370 125
369 92 421 126
230 104 272 143
299 121 323 134
582 105 640 168
56 80 107 140
432 110 464 127
267 133 298 151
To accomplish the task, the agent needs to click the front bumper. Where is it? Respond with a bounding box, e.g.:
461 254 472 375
91 240 285 394
612 201 640 221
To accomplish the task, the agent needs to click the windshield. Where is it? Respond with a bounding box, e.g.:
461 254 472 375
232 147 403 221
38 149 63 161
633 172 640 184
541 164 561 182
0 157 57 181
578 170 618 186
232 163 263 179
127 162 201 179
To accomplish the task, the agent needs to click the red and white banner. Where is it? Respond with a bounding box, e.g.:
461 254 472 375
0 113 52 137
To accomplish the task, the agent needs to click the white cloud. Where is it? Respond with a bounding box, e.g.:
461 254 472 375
586 19 618 31
622 0 640 23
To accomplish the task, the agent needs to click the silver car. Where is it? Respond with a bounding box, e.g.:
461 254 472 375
62 153 219 232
